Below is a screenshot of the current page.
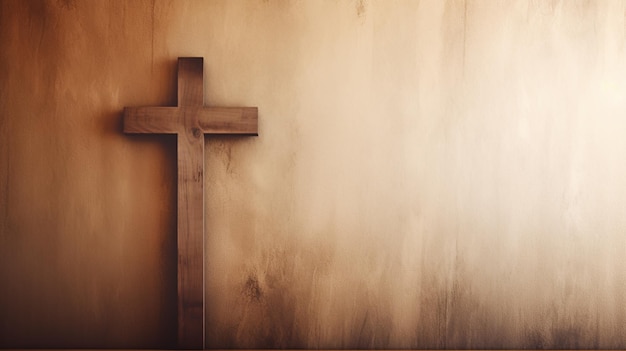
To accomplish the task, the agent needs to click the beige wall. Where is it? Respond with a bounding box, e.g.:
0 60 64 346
2 0 626 348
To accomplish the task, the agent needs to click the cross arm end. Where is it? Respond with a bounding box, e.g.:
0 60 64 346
197 107 259 136
123 106 180 134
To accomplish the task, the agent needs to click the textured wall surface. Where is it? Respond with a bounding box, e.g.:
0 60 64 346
2 0 626 348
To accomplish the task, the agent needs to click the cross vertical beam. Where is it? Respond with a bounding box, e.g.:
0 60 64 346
123 57 258 349
176 57 205 349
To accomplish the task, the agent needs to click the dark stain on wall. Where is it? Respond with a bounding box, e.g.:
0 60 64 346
243 274 263 302
355 0 366 18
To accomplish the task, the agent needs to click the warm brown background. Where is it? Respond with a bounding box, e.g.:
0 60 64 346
2 0 626 349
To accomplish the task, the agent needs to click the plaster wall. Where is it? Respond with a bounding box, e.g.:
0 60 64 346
2 0 626 348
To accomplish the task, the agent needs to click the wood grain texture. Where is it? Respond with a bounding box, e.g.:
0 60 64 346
178 57 204 107
176 126 205 350
175 57 206 350
122 57 258 349
123 107 181 134
124 107 257 135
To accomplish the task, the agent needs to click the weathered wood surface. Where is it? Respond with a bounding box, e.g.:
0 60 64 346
173 57 205 351
123 107 258 135
123 57 258 349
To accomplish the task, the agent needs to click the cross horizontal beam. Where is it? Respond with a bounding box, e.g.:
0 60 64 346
123 106 258 135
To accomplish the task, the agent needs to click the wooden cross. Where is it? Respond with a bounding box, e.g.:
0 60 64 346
123 57 258 349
